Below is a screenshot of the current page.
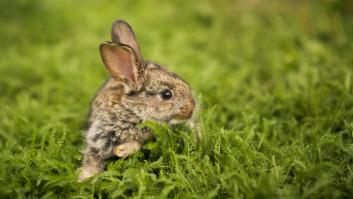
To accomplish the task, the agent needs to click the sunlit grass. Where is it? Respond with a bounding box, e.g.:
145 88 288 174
0 0 353 198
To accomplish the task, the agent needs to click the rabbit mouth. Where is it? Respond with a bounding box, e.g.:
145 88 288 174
171 110 194 123
172 100 195 121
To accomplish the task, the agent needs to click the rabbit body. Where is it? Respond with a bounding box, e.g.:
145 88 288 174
78 20 195 181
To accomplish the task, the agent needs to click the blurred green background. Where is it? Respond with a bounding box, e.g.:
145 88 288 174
0 0 353 198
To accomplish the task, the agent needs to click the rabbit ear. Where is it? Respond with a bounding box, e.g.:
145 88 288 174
100 42 144 92
111 20 142 59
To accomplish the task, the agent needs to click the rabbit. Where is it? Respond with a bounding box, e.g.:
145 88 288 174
78 20 196 182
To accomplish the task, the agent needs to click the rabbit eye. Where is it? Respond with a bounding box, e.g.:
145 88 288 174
160 89 172 100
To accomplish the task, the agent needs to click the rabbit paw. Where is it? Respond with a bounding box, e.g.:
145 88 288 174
114 141 141 158
78 166 99 182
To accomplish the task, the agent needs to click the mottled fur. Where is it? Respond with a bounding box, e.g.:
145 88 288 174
78 20 195 181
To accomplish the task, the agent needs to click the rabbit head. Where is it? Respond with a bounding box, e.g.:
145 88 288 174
99 20 195 123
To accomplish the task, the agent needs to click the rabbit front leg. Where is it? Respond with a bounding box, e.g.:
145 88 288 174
78 147 105 182
114 141 141 157
114 127 154 157
78 123 115 182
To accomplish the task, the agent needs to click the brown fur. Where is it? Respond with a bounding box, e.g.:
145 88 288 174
78 20 195 181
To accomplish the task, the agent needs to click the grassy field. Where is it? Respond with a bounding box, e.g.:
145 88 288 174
1 0 353 198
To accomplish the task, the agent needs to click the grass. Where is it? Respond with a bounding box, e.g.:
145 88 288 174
1 0 353 198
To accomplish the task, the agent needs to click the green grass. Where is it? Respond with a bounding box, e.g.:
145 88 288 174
1 0 353 198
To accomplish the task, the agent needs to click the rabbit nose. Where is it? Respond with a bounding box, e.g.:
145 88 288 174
176 99 195 120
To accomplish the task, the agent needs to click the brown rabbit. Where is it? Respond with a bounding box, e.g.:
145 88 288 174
78 20 195 181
